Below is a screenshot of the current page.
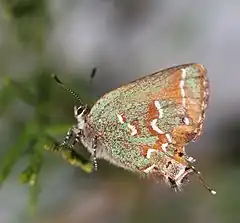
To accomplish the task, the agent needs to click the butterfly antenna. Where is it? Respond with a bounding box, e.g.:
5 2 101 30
191 165 216 195
52 74 83 105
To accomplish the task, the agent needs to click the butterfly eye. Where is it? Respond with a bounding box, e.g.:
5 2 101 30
77 107 85 115
74 106 85 116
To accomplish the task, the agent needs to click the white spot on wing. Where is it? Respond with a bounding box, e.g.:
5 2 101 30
183 117 190 125
165 133 172 143
146 149 157 159
161 143 168 152
180 69 187 107
151 119 164 134
117 114 138 136
128 124 137 136
181 68 186 79
154 100 163 118
117 114 125 124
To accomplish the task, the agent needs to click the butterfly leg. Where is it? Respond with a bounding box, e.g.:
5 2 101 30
59 127 90 165
71 129 82 147
91 136 98 171
61 126 81 148
60 128 74 147
46 128 75 153
64 127 98 170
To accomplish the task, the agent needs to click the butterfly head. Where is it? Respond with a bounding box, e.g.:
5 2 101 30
74 105 90 130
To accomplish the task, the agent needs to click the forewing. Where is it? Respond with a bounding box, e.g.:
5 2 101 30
88 63 209 168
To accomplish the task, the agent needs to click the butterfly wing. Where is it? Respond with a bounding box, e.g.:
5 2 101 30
88 63 209 170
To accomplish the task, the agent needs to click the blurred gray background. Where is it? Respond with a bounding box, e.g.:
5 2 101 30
0 0 239 222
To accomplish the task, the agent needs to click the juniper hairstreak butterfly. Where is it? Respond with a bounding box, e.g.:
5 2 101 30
53 63 216 194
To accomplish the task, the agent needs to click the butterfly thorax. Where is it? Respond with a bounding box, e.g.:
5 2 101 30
74 105 111 160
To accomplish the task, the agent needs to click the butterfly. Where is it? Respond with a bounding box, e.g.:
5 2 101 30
52 63 216 194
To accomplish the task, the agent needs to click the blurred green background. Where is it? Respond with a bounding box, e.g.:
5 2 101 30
0 0 239 223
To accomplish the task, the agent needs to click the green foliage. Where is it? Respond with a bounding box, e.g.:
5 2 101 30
0 0 94 216
0 78 15 115
2 0 48 49
0 73 94 213
0 123 33 184
44 138 93 174
4 77 36 106
2 0 45 19
19 139 44 185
